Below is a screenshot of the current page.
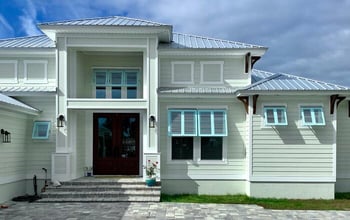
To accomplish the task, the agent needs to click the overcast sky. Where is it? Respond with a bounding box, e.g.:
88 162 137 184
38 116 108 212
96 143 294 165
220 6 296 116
0 0 349 86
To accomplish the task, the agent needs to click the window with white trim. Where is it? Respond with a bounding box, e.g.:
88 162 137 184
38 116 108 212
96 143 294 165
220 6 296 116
94 69 139 99
300 106 325 126
24 60 48 83
32 121 51 139
263 106 288 126
168 109 227 161
171 62 194 84
0 60 18 83
200 61 224 84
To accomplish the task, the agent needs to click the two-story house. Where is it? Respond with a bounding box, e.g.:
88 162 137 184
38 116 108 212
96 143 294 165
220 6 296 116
1 16 350 202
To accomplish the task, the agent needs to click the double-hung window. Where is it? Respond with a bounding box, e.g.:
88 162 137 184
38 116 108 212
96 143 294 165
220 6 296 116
168 109 227 161
263 106 288 126
301 106 325 126
94 69 138 99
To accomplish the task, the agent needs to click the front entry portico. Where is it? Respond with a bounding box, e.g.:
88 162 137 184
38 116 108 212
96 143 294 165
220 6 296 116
93 113 139 175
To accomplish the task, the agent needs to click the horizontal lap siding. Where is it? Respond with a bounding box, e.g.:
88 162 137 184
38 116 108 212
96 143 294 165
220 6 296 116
336 101 350 178
159 98 247 179
0 110 29 182
17 96 56 179
252 96 334 178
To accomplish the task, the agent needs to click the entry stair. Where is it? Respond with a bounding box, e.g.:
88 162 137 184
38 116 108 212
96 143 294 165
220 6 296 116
38 177 161 202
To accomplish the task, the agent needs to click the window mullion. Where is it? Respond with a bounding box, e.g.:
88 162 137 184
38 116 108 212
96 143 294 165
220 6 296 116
273 109 278 124
181 111 185 136
211 111 215 135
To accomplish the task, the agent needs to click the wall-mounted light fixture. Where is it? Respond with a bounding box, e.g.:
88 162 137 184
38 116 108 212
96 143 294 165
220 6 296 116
1 129 11 143
57 114 65 127
149 115 156 128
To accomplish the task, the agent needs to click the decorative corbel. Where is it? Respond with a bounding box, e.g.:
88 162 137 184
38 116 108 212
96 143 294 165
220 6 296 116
251 56 261 69
253 94 259 114
237 96 249 114
330 94 346 114
245 52 251 73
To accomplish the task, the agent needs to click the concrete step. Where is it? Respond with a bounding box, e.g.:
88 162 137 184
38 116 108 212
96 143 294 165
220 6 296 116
37 177 161 203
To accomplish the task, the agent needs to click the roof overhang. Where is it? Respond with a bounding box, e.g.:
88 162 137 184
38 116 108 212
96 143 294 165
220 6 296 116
235 90 350 97
158 47 267 56
38 25 173 43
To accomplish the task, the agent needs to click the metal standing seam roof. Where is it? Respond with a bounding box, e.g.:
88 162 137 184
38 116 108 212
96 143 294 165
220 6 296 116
38 16 170 27
0 93 39 113
0 35 55 48
248 69 350 91
158 87 237 95
159 32 266 49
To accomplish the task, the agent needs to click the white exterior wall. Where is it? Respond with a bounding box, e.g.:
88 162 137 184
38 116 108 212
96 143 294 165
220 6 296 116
249 95 335 199
336 101 350 192
159 57 249 88
159 97 247 194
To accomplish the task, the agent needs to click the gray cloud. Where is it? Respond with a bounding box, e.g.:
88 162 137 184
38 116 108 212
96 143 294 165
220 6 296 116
1 0 350 86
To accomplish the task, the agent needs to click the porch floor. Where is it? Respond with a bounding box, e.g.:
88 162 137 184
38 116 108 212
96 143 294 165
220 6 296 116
38 176 161 202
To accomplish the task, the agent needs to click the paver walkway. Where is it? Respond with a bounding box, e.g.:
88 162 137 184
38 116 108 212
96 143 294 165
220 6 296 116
1 201 350 219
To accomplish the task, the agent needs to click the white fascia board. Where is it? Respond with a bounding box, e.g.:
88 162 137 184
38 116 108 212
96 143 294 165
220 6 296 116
235 90 350 96
158 48 267 56
0 48 56 56
0 102 40 115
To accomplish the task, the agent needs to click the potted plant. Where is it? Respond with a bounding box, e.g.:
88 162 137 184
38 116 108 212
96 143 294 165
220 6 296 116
144 160 158 186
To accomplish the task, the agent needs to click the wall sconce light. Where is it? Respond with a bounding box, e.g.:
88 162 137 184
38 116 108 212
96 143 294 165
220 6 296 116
1 129 11 143
149 115 156 128
57 115 65 127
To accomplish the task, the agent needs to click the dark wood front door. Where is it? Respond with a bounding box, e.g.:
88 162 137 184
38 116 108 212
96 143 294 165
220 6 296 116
93 113 139 175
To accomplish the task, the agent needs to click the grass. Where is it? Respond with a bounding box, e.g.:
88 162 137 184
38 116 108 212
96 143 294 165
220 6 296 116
160 193 350 210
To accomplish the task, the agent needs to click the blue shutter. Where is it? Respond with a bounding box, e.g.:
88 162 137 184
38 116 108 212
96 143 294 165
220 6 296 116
198 110 227 136
168 110 197 136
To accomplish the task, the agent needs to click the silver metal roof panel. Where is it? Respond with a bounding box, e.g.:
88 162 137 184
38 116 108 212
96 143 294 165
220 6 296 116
158 87 237 94
0 35 55 48
160 32 266 49
39 16 169 27
249 69 349 91
0 86 57 93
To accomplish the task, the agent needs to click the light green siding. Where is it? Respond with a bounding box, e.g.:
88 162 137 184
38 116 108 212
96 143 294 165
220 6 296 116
159 97 247 180
252 96 334 179
336 101 350 192
159 57 249 87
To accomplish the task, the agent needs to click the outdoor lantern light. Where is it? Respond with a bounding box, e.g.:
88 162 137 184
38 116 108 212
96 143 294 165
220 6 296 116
149 115 156 128
1 129 11 143
57 115 65 127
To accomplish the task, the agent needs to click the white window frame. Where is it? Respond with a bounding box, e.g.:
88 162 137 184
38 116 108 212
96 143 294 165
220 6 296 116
0 60 18 83
167 106 228 164
24 60 48 83
262 105 288 126
171 61 194 84
200 61 224 84
300 105 325 126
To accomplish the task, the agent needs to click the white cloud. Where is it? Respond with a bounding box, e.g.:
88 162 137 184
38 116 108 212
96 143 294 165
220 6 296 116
0 15 14 38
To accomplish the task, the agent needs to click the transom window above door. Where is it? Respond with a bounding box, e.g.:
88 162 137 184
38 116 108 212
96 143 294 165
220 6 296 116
94 69 139 99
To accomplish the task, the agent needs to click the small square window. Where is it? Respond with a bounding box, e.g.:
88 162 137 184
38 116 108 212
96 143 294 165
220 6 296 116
32 121 51 139
263 107 288 126
301 107 325 126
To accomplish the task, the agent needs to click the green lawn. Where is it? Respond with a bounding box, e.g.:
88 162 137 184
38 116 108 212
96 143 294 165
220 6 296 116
161 193 350 210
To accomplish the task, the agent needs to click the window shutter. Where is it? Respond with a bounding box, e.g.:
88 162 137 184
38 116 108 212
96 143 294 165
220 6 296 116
168 110 197 136
198 110 227 136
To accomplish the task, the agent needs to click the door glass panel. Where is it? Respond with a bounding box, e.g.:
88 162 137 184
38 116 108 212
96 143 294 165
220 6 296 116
112 87 121 98
98 117 113 158
121 116 137 158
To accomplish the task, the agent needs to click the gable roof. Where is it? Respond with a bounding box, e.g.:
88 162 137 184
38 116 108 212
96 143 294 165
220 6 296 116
0 35 55 48
38 16 169 27
246 69 350 92
159 32 266 49
0 93 39 114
